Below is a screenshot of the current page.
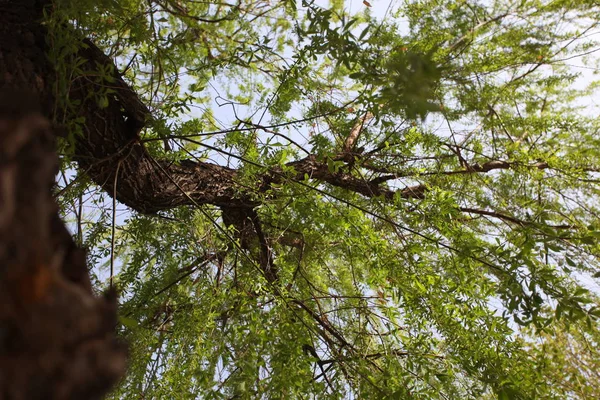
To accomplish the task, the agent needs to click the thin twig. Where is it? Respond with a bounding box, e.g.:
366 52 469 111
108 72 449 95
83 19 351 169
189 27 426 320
110 161 122 289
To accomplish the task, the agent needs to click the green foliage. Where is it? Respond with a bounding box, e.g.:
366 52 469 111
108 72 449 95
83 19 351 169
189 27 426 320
52 0 600 398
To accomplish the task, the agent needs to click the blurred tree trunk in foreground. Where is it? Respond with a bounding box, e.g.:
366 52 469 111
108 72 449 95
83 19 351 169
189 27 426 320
0 0 127 398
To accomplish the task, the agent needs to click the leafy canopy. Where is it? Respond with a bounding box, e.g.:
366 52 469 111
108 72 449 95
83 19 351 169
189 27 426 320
51 0 600 398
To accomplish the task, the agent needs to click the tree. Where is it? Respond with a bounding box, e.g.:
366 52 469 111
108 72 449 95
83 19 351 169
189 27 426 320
1 0 600 398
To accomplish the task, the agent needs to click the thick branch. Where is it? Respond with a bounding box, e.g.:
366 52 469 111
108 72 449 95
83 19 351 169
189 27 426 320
69 40 424 216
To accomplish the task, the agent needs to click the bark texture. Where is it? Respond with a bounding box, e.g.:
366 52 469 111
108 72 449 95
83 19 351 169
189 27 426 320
0 1 127 398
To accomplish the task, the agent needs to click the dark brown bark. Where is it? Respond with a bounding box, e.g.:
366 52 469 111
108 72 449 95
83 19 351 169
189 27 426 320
0 1 127 398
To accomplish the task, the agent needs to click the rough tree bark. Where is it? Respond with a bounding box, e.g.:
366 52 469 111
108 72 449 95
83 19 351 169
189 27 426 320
0 1 127 398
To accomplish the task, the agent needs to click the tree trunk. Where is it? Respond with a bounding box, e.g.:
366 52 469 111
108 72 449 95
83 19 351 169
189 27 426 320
0 1 127 398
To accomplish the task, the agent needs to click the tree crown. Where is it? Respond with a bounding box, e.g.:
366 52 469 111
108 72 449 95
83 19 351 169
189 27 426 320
49 0 600 398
